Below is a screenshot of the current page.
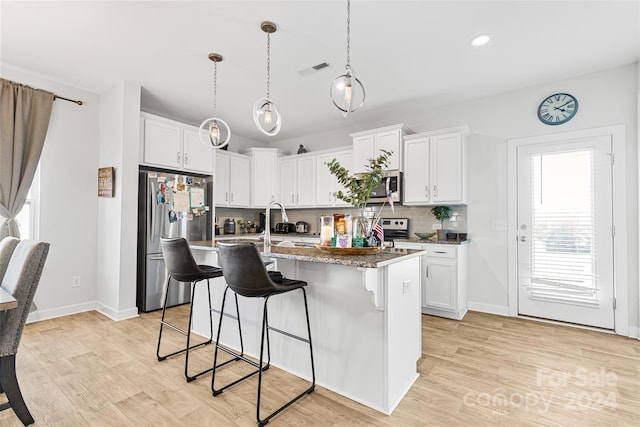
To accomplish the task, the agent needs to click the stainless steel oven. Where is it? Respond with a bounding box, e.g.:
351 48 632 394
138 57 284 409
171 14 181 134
381 218 409 247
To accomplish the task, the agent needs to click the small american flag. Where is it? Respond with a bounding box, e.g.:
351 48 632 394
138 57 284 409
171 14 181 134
386 191 395 213
373 218 384 243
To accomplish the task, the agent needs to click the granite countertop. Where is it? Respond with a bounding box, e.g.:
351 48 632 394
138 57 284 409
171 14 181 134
190 240 425 268
393 237 470 245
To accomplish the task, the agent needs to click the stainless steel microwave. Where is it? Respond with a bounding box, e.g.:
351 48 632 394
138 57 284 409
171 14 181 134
358 170 402 204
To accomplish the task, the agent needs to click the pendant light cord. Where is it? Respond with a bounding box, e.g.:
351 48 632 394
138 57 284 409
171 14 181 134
345 0 351 70
266 32 271 99
213 60 218 117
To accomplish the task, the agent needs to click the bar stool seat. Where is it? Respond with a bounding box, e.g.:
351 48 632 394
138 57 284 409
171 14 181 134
213 242 315 426
158 237 241 382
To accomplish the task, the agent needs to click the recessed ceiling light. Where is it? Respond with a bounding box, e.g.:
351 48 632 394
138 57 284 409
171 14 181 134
470 34 491 47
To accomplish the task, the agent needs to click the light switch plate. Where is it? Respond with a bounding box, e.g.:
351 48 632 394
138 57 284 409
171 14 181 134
492 220 507 231
432 223 442 230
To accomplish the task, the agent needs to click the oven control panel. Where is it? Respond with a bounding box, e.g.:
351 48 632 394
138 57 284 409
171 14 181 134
382 218 409 231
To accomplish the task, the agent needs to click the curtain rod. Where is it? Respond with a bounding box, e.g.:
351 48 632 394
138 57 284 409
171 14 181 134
54 94 83 106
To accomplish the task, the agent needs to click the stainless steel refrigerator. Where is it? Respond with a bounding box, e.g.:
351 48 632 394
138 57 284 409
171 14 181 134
136 168 212 312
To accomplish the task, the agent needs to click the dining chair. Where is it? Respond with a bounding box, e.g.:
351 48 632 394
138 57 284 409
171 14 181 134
0 239 50 426
212 242 315 427
0 237 19 282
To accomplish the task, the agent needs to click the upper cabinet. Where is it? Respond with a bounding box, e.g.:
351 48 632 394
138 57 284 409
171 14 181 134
403 126 469 205
140 113 214 174
350 124 413 173
315 149 352 207
247 147 281 208
279 155 316 208
215 151 250 207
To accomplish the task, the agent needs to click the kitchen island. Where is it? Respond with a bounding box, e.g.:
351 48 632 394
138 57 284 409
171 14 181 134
189 240 425 415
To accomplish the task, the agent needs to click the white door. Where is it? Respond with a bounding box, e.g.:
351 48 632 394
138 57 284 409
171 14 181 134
516 136 614 329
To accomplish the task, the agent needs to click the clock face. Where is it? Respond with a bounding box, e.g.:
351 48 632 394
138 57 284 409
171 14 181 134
537 93 578 125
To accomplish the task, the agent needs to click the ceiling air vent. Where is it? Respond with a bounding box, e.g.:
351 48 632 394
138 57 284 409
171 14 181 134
297 62 331 77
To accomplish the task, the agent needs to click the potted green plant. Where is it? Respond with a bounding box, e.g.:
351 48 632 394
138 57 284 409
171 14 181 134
431 205 451 241
326 149 391 245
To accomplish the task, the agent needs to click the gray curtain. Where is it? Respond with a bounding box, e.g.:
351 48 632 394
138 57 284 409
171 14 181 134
0 79 54 239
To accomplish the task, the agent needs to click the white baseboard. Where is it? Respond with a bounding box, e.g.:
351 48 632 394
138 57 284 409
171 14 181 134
628 326 639 340
467 301 510 316
95 303 139 321
26 301 139 323
26 301 98 323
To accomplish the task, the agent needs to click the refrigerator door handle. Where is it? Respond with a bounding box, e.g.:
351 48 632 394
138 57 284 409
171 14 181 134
149 255 164 261
149 179 156 247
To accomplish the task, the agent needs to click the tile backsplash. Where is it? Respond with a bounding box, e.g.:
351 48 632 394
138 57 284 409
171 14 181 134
215 205 467 237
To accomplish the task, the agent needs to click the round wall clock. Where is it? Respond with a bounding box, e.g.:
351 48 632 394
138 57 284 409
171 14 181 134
537 93 578 125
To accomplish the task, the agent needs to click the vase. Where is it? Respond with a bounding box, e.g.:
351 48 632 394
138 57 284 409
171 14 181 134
437 229 448 241
354 206 380 247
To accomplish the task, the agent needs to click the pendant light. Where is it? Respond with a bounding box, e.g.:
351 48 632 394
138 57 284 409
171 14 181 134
199 53 231 149
253 21 282 136
330 0 365 117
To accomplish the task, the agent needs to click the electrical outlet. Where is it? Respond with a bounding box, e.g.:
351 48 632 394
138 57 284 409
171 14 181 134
402 280 410 294
72 276 81 288
432 223 442 230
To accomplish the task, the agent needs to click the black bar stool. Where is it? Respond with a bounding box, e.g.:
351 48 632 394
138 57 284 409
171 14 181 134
212 242 315 426
158 237 243 382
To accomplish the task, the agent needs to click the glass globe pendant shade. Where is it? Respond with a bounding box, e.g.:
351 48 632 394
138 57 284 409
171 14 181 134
199 52 231 149
330 67 365 117
253 97 281 136
198 117 231 149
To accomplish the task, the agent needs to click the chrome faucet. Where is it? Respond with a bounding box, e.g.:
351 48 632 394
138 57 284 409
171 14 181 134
264 201 288 251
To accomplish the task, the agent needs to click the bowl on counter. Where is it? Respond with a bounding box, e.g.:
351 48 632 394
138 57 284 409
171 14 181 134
415 232 436 240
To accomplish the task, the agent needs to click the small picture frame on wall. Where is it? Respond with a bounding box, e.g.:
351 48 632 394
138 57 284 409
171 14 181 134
98 167 115 197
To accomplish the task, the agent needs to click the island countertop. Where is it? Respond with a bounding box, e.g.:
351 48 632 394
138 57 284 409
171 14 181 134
189 240 425 268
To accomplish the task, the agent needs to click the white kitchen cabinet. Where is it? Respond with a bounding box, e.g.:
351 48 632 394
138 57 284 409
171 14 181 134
279 155 316 208
394 242 468 320
141 113 214 174
248 148 280 208
350 124 413 173
403 126 468 205
315 149 352 207
214 151 250 207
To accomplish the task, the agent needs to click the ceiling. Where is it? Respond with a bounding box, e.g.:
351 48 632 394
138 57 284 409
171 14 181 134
2 1 639 144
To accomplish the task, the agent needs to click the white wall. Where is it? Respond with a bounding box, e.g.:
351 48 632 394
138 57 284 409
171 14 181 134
1 65 100 320
273 63 640 330
96 82 141 320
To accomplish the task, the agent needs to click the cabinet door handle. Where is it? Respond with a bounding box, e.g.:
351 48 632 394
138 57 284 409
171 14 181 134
292 194 295 203
296 194 299 203
230 193 234 202
434 251 447 254
329 191 332 202
426 265 429 278
177 152 181 164
184 153 189 164
433 185 438 198
225 192 229 202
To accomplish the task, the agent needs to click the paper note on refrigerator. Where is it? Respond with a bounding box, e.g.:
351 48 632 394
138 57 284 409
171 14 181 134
173 190 190 212
190 187 205 207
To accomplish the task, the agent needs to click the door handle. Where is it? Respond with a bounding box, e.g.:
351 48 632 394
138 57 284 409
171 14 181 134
184 152 189 164
519 236 527 242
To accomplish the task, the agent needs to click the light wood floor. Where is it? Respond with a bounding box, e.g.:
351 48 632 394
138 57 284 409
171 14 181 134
1 309 638 426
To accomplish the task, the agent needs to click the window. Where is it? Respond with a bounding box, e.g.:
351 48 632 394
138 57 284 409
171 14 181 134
2 168 39 240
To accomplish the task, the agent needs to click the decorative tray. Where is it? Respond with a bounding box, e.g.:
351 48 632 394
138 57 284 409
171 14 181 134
314 244 383 255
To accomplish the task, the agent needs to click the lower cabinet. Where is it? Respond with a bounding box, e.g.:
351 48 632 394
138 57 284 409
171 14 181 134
394 242 468 320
